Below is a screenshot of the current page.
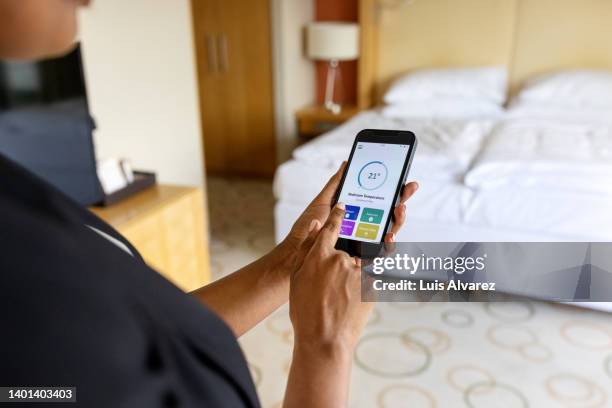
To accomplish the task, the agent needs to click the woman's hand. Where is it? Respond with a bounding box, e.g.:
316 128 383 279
283 171 419 407
289 203 369 354
284 162 419 252
193 161 417 339
284 204 367 407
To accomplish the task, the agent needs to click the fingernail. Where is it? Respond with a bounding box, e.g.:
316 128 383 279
390 233 396 242
336 202 345 210
402 204 406 212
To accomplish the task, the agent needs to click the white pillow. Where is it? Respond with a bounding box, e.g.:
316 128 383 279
383 67 507 105
507 100 612 123
381 97 504 120
516 70 612 109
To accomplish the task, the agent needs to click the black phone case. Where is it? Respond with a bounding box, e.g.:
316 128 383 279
332 129 418 258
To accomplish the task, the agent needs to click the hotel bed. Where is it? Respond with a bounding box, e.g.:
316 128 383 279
274 110 497 241
274 101 612 244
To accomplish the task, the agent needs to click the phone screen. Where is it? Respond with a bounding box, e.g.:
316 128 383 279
337 142 410 243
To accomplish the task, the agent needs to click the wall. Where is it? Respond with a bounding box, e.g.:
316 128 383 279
315 0 358 105
271 0 316 163
78 0 204 186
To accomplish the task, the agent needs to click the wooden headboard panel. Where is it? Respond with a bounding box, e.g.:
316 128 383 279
509 0 612 95
358 0 518 108
359 0 612 108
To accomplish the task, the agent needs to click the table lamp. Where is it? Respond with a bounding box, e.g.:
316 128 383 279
306 22 360 114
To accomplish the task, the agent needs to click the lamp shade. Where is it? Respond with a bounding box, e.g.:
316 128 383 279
306 22 360 61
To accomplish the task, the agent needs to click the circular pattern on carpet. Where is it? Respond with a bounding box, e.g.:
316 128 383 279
560 321 612 350
377 384 436 408
265 311 293 346
484 301 535 322
441 310 474 328
402 327 451 355
367 307 382 327
545 373 607 407
487 324 538 350
517 342 553 363
355 332 431 378
447 365 495 393
464 382 528 408
388 301 427 310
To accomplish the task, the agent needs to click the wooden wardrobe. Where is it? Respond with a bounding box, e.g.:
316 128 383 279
191 0 276 177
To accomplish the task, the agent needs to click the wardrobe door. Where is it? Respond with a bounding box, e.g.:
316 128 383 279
192 0 276 177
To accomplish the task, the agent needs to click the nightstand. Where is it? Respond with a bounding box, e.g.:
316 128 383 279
296 105 360 140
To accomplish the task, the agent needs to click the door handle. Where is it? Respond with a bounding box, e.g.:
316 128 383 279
206 34 218 73
218 34 229 72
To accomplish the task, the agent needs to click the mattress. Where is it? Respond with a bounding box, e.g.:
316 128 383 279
465 187 612 241
275 187 612 241
274 200 580 244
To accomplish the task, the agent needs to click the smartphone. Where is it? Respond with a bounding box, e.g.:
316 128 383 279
333 129 417 258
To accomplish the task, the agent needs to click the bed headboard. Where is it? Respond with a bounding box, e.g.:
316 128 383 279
358 0 612 108
509 0 612 95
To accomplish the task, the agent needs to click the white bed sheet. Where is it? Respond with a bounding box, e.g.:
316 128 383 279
274 160 612 243
464 187 612 241
292 110 497 183
465 104 612 195
274 199 586 245
274 159 473 233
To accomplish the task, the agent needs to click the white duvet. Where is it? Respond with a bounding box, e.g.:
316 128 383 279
292 110 497 183
465 105 612 195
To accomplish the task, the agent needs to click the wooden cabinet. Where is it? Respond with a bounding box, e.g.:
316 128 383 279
192 0 276 177
91 185 211 292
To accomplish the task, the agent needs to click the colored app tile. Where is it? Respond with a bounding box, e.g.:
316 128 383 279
355 223 380 240
344 205 360 220
360 208 384 224
340 220 356 236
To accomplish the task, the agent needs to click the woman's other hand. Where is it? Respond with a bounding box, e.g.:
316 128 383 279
284 203 367 407
284 161 419 252
289 203 368 354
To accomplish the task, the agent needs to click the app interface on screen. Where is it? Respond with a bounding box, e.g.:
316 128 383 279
337 142 410 243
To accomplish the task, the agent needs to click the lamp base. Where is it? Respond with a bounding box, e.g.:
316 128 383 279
324 100 342 115
324 59 342 115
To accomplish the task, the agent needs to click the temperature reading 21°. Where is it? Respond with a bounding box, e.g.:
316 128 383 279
358 161 388 190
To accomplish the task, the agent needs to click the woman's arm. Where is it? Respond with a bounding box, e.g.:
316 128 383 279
285 342 353 407
190 241 293 337
192 162 418 338
191 164 347 337
283 204 372 408
283 183 418 407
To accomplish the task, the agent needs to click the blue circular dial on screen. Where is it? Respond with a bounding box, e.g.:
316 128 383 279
358 161 388 190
